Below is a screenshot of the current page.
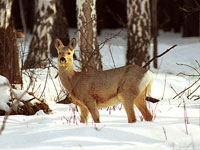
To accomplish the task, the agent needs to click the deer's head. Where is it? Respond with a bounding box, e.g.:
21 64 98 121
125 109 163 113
54 38 76 67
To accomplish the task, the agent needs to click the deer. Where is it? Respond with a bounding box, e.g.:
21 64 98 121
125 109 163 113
55 38 159 123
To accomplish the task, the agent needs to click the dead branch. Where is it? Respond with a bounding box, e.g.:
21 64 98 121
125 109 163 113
143 44 177 68
39 67 49 99
177 72 200 77
56 95 72 104
0 114 8 135
190 95 200 101
0 79 32 135
176 63 200 75
173 60 200 100
108 44 116 68
187 84 200 99
99 30 122 50
173 78 200 99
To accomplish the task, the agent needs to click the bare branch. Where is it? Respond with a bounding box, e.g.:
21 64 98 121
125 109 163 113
99 30 122 50
108 44 116 68
173 78 200 99
143 44 177 68
176 63 200 75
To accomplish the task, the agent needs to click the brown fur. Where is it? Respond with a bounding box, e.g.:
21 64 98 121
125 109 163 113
55 38 153 123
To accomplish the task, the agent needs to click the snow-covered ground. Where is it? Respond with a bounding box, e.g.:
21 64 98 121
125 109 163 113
0 29 200 150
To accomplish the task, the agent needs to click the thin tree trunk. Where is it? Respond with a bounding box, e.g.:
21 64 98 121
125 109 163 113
126 0 151 69
77 0 102 72
0 0 22 84
23 0 56 69
152 0 158 68
183 0 200 37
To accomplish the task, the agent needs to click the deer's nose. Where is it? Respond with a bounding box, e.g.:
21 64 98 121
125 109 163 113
60 57 66 63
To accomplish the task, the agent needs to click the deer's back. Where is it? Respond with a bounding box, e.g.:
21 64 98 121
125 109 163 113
71 65 152 103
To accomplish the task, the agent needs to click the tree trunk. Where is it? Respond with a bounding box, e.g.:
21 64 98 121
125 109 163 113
183 0 200 37
126 0 151 69
23 0 56 69
152 0 158 68
0 0 22 84
50 0 69 57
77 0 102 72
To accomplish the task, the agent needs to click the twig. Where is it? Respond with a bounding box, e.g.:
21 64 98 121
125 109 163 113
176 63 200 75
173 78 200 99
0 78 33 135
195 60 200 69
0 114 8 135
177 72 200 77
170 84 178 95
143 45 177 68
183 99 189 135
48 70 59 100
99 30 122 50
191 95 200 101
161 74 167 100
163 127 167 140
39 68 49 99
187 84 200 99
108 44 116 68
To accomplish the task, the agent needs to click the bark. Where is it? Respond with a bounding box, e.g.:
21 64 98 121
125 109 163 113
183 0 200 37
64 0 77 28
11 0 35 33
77 0 102 72
23 0 56 69
152 0 158 68
0 0 22 84
126 0 151 69
50 0 69 57
172 0 183 33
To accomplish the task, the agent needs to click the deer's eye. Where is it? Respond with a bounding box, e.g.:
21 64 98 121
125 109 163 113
67 52 71 55
58 52 61 55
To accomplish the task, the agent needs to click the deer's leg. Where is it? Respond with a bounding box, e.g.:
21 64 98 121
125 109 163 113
118 92 137 123
83 96 100 123
134 87 152 121
79 105 89 123
87 102 100 123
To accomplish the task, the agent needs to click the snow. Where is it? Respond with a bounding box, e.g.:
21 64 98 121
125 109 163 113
0 75 11 112
1 29 200 150
12 89 34 101
0 75 36 112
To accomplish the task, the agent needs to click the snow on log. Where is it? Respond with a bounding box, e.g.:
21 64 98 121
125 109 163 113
0 75 50 115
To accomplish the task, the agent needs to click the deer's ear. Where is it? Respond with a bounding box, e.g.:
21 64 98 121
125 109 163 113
69 38 77 50
54 38 64 50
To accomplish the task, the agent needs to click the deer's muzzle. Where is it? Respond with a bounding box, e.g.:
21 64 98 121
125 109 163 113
60 57 66 63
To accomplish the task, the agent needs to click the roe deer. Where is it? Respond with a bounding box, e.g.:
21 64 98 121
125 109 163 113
55 38 158 123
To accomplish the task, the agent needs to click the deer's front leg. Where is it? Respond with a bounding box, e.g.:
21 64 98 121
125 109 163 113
79 105 89 123
83 95 100 123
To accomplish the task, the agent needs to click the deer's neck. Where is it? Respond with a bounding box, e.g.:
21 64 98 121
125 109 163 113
59 65 75 76
58 65 76 93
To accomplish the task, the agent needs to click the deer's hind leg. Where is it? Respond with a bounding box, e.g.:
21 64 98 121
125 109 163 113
118 91 137 123
134 83 153 121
